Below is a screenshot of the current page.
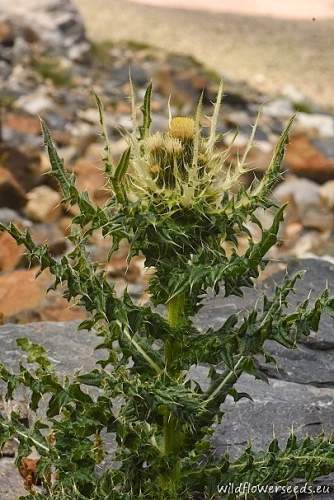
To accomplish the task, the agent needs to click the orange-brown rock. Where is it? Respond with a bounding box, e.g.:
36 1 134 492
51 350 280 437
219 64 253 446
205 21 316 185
0 144 39 192
0 267 86 323
115 101 132 114
18 457 39 490
285 133 334 182
0 167 27 209
105 255 144 283
39 295 86 322
0 19 14 46
0 232 24 272
0 268 51 318
4 112 41 136
73 158 108 206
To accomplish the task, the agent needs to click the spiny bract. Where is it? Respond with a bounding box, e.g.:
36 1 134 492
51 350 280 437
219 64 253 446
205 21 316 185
125 83 262 210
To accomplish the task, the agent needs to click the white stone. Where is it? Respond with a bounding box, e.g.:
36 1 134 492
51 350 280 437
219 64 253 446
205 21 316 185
16 92 53 115
282 84 307 104
273 177 320 207
296 113 334 137
273 177 334 231
262 98 294 118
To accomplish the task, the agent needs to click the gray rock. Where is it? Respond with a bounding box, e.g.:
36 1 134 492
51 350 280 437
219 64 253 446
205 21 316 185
273 177 320 207
16 91 53 115
0 208 30 226
0 321 102 374
12 37 32 65
112 64 148 88
312 137 334 159
0 60 11 80
197 258 334 350
0 458 26 500
262 98 294 119
261 340 334 386
194 256 334 473
215 374 334 459
264 258 334 350
271 178 334 231
282 84 308 107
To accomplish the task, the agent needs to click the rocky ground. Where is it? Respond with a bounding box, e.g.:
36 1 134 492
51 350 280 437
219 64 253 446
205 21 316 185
1 0 334 497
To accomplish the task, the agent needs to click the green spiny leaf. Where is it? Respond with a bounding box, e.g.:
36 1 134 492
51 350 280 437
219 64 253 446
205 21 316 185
139 81 152 139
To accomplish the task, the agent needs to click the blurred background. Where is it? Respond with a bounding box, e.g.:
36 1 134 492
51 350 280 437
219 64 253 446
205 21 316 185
0 0 334 324
78 0 334 106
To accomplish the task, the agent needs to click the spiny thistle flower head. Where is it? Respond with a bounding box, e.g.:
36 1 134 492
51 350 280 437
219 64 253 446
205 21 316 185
169 116 195 140
116 82 259 210
144 132 164 153
94 82 292 216
144 132 183 158
163 135 183 155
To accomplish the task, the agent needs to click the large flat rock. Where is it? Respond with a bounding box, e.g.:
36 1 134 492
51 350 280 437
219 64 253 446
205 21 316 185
216 374 334 458
196 258 334 386
0 321 102 374
0 459 26 500
216 374 334 499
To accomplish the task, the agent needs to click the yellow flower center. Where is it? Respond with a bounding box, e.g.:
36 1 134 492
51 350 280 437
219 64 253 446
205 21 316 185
169 117 195 140
150 163 161 174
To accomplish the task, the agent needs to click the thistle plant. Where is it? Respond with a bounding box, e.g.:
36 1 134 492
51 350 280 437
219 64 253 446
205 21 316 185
2 83 334 499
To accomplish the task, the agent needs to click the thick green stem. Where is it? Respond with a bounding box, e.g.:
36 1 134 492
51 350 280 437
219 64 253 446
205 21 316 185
163 293 185 455
165 293 185 369
163 414 177 455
